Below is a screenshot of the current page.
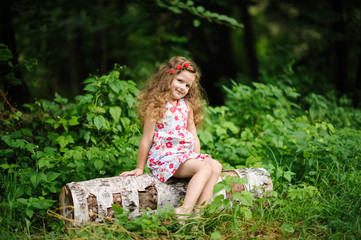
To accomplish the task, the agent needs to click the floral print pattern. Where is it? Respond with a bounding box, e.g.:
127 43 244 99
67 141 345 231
147 98 210 182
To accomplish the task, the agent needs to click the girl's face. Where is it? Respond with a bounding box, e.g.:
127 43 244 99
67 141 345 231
169 71 195 103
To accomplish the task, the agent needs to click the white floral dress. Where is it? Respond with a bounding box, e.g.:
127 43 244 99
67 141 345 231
147 98 211 182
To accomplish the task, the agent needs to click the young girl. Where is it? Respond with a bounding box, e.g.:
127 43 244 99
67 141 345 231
120 56 222 216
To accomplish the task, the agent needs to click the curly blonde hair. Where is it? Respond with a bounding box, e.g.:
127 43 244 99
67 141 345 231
137 56 206 126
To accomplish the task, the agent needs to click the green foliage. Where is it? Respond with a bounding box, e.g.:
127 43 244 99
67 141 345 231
199 80 361 237
0 67 141 233
155 0 243 29
1 67 361 238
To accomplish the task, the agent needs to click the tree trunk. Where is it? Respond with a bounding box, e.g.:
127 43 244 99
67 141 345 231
240 0 259 82
355 41 361 107
0 0 31 107
59 168 273 228
331 0 348 96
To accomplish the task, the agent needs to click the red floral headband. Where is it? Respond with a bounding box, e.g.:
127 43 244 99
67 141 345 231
169 62 189 74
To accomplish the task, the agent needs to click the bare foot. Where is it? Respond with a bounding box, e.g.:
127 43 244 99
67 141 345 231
174 207 192 225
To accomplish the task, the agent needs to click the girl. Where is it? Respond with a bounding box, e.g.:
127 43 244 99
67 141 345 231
120 56 222 216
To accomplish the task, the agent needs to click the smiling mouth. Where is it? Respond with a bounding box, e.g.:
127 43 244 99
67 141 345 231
176 89 183 95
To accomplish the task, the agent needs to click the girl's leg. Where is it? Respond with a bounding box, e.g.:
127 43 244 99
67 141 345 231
194 158 222 210
172 159 213 214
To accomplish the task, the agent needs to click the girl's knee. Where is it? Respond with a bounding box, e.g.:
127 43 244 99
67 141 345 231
212 159 222 175
204 158 222 175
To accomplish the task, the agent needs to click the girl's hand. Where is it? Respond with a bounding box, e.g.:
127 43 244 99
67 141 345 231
119 168 144 177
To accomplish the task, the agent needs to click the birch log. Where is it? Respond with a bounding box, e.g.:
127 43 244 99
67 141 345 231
59 168 273 227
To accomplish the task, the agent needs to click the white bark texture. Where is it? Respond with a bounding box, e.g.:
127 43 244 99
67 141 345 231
59 168 273 227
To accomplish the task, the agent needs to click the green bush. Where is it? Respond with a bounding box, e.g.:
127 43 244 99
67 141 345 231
0 67 141 232
199 81 361 237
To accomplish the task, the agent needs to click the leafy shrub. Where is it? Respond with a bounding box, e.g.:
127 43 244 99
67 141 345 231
199 81 361 237
0 67 141 232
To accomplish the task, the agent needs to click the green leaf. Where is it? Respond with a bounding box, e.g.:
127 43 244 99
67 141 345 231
109 80 122 93
94 115 106 130
239 206 252 220
17 198 28 205
30 172 47 187
83 83 97 92
55 135 74 148
211 231 222 240
112 204 125 214
83 77 96 84
283 170 295 182
199 130 214 145
0 163 10 169
213 182 226 194
193 19 201 27
196 6 205 13
47 172 61 181
168 6 182 14
234 191 253 206
25 143 36 153
120 117 130 128
12 139 26 148
94 159 104 170
54 92 68 104
109 106 122 122
68 116 79 126
0 43 13 61
37 157 54 169
26 208 34 218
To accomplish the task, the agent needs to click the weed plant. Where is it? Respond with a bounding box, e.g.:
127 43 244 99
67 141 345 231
1 67 360 239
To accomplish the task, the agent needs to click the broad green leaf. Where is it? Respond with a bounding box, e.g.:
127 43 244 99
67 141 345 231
239 206 252 220
0 163 10 169
109 80 122 93
120 117 130 128
25 143 36 153
55 136 66 148
94 115 106 130
11 131 22 138
26 208 34 218
110 106 122 121
0 44 13 61
94 159 104 170
17 198 28 205
72 150 83 160
37 158 54 169
13 139 26 148
83 77 96 84
30 172 47 187
234 191 253 206
83 83 97 92
55 135 74 148
199 130 214 145
47 172 61 181
68 116 79 126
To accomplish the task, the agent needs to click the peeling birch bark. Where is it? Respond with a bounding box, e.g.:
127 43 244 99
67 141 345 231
59 168 273 227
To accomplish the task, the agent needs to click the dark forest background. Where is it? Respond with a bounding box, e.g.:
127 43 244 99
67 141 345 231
1 0 361 107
